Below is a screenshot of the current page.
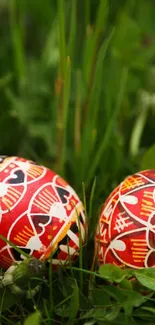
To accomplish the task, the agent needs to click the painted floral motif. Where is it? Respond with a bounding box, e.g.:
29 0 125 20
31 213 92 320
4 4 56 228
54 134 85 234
95 170 155 269
0 156 86 269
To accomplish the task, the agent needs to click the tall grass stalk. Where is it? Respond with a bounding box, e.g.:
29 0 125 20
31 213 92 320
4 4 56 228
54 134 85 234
86 67 129 187
9 0 26 90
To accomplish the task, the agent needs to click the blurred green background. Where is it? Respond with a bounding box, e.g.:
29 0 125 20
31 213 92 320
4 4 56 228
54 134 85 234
1 1 155 323
1 0 155 228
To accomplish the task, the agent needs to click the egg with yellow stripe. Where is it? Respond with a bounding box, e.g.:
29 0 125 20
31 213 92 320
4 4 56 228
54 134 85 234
0 156 86 270
95 170 155 269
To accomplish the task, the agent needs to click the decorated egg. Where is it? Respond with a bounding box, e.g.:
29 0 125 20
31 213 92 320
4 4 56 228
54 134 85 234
95 170 155 269
0 156 86 270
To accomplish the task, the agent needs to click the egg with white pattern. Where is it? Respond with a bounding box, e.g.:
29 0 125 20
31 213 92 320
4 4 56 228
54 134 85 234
0 156 86 270
95 170 155 269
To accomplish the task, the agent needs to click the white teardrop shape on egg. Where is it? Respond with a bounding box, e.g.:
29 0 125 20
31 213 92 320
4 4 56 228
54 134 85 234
50 202 68 221
26 235 44 251
11 174 18 179
16 161 30 172
121 195 138 205
0 183 8 197
110 239 126 251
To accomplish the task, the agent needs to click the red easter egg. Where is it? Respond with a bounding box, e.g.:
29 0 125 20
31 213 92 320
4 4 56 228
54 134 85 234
0 156 86 270
95 170 155 269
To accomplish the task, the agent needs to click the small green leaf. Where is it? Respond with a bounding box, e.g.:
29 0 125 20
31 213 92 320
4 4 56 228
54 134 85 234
99 264 127 283
135 268 155 291
141 307 155 314
23 310 41 325
91 308 106 320
82 306 120 322
122 290 147 316
80 309 98 320
103 285 126 301
83 321 96 325
119 279 133 290
90 288 111 306
124 290 147 307
104 306 120 322
0 287 20 312
97 313 139 325
133 307 155 319
140 143 155 170
54 279 79 320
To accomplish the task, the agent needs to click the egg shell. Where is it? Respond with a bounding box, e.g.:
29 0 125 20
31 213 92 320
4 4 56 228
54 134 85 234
95 170 155 269
0 156 86 270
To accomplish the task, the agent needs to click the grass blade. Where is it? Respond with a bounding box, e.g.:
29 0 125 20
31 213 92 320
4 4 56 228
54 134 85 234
88 177 97 222
83 0 108 85
85 0 91 30
86 66 129 187
80 30 115 180
57 0 66 78
0 235 30 259
9 0 26 90
57 0 71 174
66 280 79 325
67 0 77 60
74 69 82 158
60 56 71 175
129 106 149 157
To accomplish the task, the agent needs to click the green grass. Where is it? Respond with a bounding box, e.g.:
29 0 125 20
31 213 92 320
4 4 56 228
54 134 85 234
1 0 155 323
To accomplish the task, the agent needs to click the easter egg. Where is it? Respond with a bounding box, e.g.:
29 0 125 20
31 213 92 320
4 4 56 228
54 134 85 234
95 170 155 269
0 156 86 270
